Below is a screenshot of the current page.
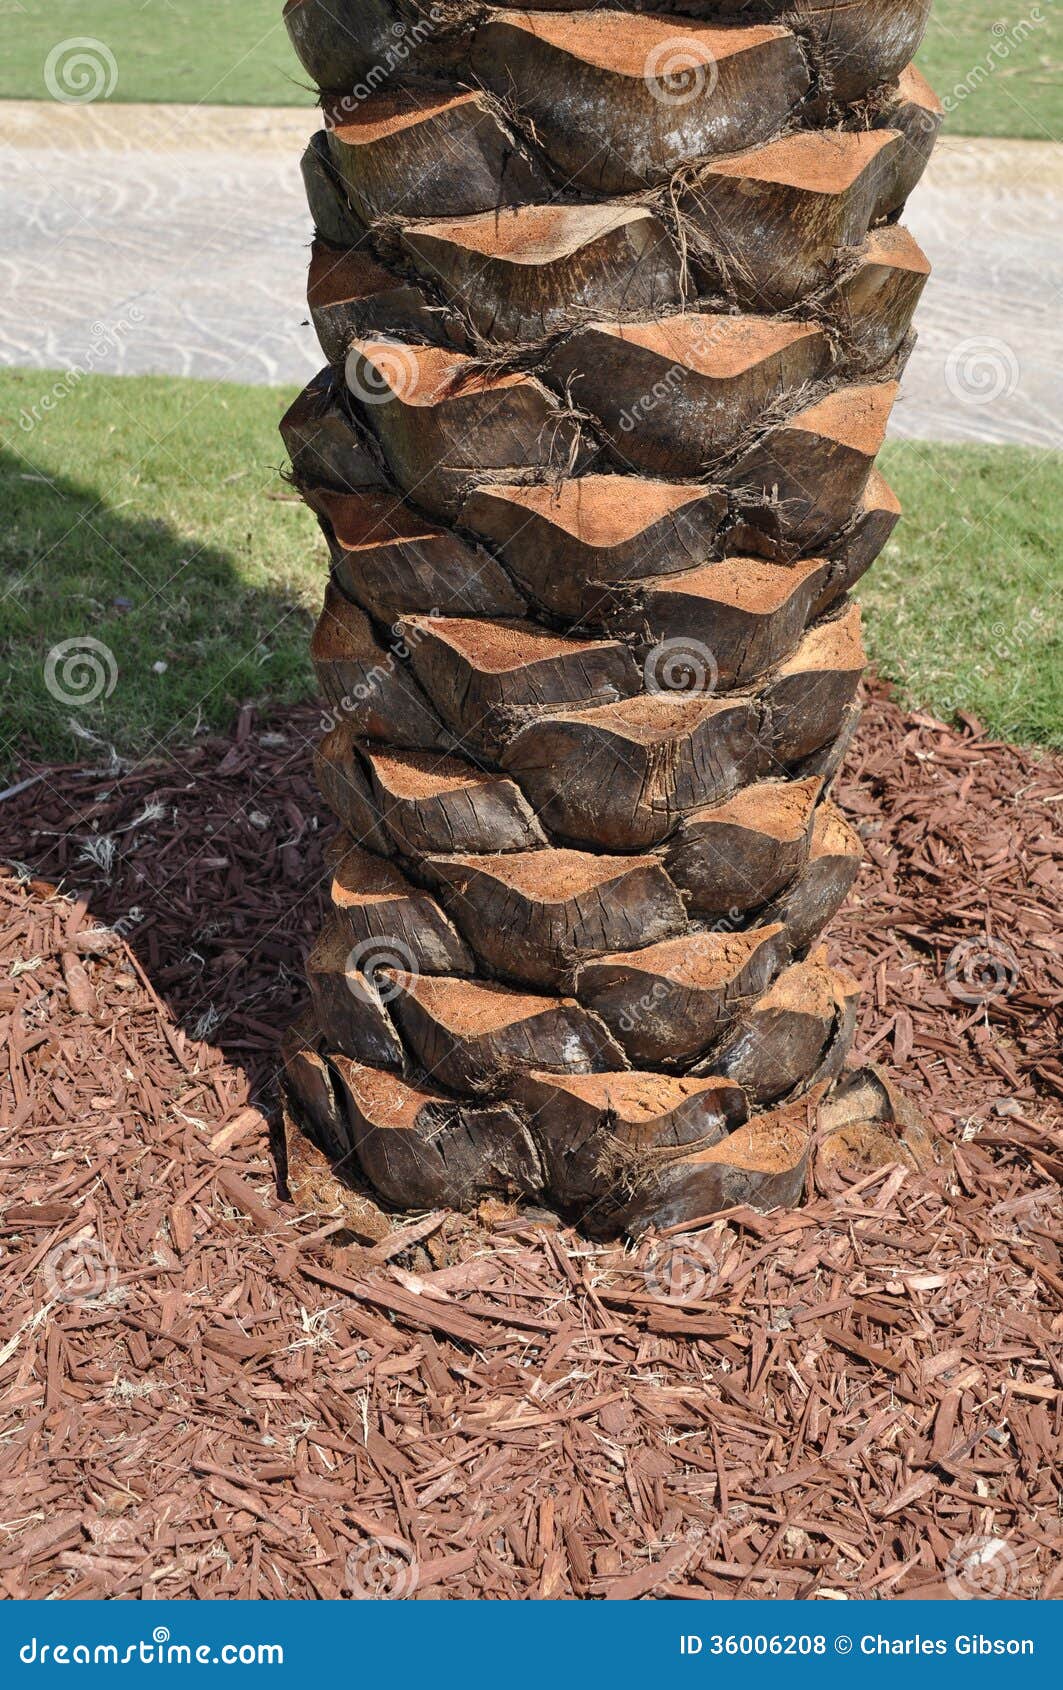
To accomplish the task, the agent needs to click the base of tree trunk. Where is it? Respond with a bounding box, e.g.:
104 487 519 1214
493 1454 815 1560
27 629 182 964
282 1048 944 1237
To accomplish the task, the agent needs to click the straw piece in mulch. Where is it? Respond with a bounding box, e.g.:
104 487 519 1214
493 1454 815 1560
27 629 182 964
0 682 1059 1599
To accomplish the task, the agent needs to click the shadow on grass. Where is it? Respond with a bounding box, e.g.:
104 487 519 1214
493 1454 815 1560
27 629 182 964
0 442 317 779
0 447 326 1108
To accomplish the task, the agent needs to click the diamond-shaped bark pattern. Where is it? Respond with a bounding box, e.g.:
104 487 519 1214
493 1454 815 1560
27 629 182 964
280 0 939 1230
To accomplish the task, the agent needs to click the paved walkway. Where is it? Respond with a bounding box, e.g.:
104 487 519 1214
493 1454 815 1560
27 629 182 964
0 101 1060 448
0 103 319 388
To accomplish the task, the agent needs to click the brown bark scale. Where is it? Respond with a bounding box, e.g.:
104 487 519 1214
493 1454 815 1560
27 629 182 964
279 0 943 1231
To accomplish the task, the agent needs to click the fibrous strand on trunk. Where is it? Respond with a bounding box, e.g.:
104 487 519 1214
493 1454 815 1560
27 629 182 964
280 0 943 1231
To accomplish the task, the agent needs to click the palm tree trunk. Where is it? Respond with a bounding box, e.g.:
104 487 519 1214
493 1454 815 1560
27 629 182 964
280 0 943 1232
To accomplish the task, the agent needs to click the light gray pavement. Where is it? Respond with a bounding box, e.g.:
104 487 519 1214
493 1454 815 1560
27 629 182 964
0 103 321 388
0 101 1060 448
889 138 1063 450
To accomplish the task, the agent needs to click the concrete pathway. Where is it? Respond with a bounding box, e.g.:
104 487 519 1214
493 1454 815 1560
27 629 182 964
889 138 1063 451
0 101 1060 448
0 102 319 389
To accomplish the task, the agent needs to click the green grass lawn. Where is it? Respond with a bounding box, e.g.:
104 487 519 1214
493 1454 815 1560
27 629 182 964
864 441 1062 748
0 2 1059 138
920 0 1063 139
1 1 311 108
0 370 1059 775
0 371 326 776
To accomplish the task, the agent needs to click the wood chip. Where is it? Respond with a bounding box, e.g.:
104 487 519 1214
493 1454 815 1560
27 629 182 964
0 688 1057 1598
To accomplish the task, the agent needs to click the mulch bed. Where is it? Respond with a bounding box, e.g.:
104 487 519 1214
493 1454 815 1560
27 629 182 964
0 682 1059 1600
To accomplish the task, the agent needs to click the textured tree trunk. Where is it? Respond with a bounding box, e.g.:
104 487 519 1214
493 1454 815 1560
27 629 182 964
280 0 943 1233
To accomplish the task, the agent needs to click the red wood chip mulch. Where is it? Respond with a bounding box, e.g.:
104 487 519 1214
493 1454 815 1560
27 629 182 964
0 682 1059 1600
